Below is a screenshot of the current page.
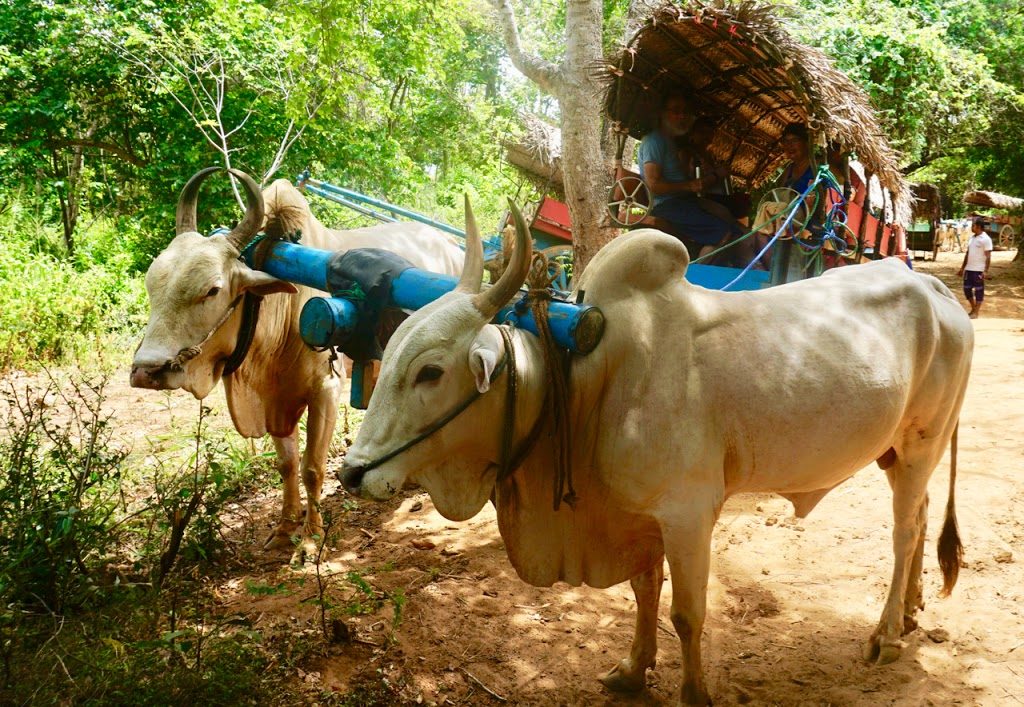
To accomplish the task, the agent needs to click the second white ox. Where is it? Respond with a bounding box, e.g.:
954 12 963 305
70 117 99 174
130 168 463 561
341 203 973 705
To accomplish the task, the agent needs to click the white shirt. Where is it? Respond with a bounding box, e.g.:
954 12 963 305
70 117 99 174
965 232 993 271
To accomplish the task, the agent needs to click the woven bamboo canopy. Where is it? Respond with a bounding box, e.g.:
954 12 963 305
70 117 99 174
962 190 1023 211
504 114 565 198
598 0 910 218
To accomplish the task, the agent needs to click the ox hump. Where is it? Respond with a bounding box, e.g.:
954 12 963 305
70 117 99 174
575 229 689 302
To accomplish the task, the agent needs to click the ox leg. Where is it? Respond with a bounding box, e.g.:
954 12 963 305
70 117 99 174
662 506 717 706
600 561 664 693
901 497 929 635
292 380 339 564
864 458 932 665
264 432 303 550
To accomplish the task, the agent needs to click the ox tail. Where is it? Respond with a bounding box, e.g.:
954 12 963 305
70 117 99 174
937 421 963 597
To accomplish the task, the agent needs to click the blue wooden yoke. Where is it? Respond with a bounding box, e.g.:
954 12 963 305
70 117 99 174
243 241 605 406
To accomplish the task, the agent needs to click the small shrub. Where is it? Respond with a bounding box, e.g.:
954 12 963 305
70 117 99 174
0 373 128 614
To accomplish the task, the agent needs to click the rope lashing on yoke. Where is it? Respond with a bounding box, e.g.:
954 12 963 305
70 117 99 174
514 250 577 511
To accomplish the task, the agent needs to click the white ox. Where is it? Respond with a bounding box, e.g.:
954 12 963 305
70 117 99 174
130 168 463 561
340 203 973 704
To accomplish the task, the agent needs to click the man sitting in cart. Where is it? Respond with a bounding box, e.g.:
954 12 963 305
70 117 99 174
638 93 744 258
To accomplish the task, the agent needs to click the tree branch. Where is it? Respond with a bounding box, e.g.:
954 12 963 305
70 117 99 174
46 140 148 167
489 0 563 97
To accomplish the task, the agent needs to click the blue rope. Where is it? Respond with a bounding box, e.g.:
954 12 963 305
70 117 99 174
720 166 850 291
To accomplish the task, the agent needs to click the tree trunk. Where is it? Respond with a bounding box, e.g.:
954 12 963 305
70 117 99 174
51 148 82 257
492 0 617 273
559 0 617 271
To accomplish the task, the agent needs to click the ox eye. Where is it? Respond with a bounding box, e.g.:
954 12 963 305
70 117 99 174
414 365 444 385
205 286 221 299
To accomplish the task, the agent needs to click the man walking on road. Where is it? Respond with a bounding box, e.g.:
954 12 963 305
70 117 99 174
958 217 993 319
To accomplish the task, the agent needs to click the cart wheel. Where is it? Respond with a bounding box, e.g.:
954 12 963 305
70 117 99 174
541 245 573 290
999 224 1016 250
755 187 812 238
607 175 652 227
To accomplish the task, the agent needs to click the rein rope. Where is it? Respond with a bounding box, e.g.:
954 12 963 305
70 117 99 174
520 251 576 511
357 331 513 474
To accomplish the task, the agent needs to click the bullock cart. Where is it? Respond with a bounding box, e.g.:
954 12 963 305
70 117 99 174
963 189 1022 251
907 182 942 260
599 1 911 288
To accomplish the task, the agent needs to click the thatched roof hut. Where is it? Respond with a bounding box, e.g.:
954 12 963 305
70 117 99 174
503 114 565 197
598 0 911 221
962 190 1023 211
911 183 941 223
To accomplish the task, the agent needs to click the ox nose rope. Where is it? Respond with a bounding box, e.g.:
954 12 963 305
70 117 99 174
354 326 514 475
163 293 245 372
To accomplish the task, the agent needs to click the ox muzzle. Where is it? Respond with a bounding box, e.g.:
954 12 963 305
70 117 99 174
129 360 185 390
340 462 367 496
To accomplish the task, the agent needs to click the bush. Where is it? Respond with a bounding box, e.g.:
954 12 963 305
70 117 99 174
0 373 128 614
0 202 148 372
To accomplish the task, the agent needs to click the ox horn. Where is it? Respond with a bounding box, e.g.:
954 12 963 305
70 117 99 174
175 166 221 235
223 169 265 253
472 198 532 318
456 194 484 293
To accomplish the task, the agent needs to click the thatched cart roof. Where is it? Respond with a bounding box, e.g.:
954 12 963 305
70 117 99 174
597 0 910 220
911 183 941 222
962 190 1023 211
503 114 565 197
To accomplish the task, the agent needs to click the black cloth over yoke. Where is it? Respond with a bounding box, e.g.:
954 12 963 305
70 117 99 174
325 248 415 361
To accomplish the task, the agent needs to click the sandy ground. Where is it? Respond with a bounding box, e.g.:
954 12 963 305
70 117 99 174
28 251 1024 705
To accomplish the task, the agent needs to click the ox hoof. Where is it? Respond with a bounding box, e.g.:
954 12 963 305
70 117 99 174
863 635 903 665
289 536 323 567
263 528 299 551
876 643 902 665
263 519 301 551
599 661 647 693
679 684 713 706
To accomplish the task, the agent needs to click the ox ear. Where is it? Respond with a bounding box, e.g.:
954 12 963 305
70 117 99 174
468 328 503 394
235 267 298 296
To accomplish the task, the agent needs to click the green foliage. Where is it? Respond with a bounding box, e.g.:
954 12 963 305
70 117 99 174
0 202 147 371
142 411 277 581
0 374 128 613
0 593 307 705
0 0 519 268
787 0 1024 210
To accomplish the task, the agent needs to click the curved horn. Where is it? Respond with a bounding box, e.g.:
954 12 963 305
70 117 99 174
472 198 532 318
224 169 265 253
175 166 221 235
456 194 484 293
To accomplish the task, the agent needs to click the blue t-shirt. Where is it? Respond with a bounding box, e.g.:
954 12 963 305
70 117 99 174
638 131 689 206
784 164 814 194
